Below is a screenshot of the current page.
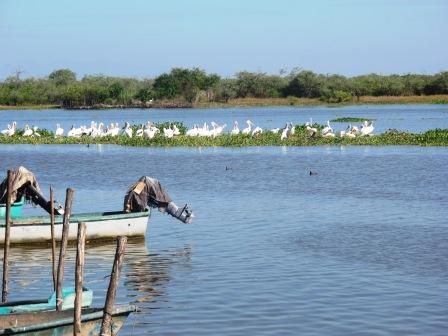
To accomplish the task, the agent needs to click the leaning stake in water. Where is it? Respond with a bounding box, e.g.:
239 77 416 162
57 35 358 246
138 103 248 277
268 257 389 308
2 170 12 303
56 188 74 311
100 236 127 336
50 186 57 291
74 222 86 336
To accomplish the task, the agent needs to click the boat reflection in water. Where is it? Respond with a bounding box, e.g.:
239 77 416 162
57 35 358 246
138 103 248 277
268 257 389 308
5 239 193 333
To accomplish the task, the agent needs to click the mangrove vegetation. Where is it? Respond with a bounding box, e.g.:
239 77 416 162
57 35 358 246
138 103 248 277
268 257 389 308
1 68 448 109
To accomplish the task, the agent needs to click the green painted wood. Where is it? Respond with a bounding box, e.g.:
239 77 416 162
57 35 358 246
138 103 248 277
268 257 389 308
5 210 151 227
0 304 136 335
0 287 93 315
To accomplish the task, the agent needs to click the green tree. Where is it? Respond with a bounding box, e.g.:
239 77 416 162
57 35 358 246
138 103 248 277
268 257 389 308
108 82 124 100
213 79 237 102
61 84 83 108
283 71 323 98
135 87 154 102
48 69 76 86
153 68 220 102
235 72 285 98
424 72 448 95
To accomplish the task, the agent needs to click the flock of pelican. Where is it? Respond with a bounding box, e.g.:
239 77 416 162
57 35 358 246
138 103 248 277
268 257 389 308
305 119 375 138
1 119 375 139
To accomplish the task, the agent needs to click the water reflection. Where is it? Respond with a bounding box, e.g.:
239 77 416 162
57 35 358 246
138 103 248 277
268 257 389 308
4 240 193 311
123 242 192 305
1 144 448 335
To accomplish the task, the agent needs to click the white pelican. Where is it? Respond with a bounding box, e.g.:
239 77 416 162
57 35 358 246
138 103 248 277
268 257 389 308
143 125 159 139
1 122 17 136
289 122 295 135
271 128 280 134
136 124 144 137
55 124 64 137
305 122 318 137
242 120 253 135
23 125 33 137
230 121 240 135
198 122 211 137
172 124 181 136
108 123 120 137
345 125 356 138
121 122 133 138
321 120 333 135
360 120 374 136
339 125 350 137
280 123 290 140
210 121 218 137
350 124 359 135
186 124 199 137
32 126 40 137
90 122 104 138
67 125 82 137
252 126 263 136
163 125 174 138
212 123 227 137
83 121 96 136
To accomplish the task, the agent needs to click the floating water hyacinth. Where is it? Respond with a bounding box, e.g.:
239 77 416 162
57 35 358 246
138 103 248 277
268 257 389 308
1 120 447 146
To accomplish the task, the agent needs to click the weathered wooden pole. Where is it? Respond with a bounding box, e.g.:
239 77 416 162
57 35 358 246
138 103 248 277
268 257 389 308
73 222 86 336
2 170 13 303
99 236 127 336
50 186 57 291
56 188 74 311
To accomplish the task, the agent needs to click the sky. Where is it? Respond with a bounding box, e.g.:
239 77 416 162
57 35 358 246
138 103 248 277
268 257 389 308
0 0 447 80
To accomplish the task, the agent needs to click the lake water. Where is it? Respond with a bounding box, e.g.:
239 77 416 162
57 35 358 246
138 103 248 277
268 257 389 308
1 105 448 335
1 104 448 134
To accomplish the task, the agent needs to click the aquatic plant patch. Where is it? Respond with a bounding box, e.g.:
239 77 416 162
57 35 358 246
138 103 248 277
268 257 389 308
1 124 447 147
330 117 376 122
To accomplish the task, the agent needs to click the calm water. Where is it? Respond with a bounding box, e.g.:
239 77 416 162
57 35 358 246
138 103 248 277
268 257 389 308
1 104 448 134
1 100 448 335
1 142 447 335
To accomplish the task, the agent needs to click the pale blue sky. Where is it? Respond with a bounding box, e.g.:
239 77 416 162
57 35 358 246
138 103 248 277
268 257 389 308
0 0 447 79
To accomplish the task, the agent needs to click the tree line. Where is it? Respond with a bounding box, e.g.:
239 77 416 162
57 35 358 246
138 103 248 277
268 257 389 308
0 68 447 107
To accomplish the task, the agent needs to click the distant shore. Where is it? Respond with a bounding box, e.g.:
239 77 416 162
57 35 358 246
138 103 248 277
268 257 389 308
1 95 447 111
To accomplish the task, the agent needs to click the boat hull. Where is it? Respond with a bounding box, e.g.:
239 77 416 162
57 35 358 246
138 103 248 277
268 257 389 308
0 211 150 244
0 304 136 335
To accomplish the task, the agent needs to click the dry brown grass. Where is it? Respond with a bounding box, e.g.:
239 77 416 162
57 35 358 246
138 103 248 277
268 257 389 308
196 95 448 108
357 95 448 104
196 97 320 108
0 104 60 110
2 95 447 110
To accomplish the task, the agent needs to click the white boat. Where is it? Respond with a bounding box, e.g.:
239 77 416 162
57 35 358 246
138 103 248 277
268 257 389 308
0 210 150 245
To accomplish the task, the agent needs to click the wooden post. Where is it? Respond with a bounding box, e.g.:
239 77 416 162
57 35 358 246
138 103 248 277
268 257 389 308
2 170 13 303
56 188 74 311
99 236 127 336
73 222 86 336
50 186 57 291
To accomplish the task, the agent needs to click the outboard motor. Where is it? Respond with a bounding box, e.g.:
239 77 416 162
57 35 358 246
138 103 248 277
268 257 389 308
124 176 194 224
164 202 194 224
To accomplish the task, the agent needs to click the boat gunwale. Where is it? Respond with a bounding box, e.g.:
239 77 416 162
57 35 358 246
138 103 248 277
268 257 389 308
6 209 151 226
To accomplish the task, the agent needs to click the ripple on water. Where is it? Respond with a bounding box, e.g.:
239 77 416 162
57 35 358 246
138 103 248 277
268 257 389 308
1 144 448 335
